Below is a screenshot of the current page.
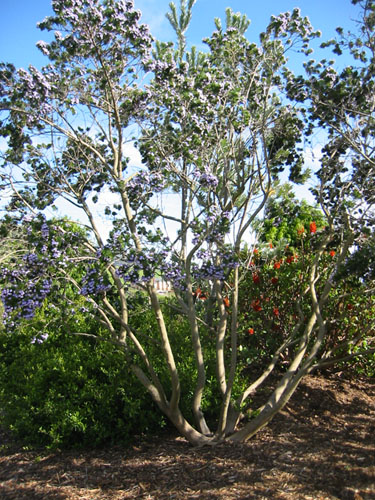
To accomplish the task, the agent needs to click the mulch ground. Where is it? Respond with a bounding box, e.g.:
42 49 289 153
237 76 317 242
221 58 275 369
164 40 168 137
0 373 374 499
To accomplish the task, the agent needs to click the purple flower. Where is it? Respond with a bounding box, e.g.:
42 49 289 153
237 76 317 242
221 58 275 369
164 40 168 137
31 333 49 344
41 223 49 239
195 168 219 189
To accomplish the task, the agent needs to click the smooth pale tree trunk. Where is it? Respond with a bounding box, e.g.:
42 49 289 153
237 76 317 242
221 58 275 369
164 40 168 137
229 366 309 442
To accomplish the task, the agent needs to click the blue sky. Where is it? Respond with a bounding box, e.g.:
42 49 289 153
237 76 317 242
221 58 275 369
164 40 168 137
0 0 362 70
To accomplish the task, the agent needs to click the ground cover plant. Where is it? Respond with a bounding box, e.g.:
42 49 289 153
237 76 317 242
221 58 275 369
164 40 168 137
0 0 374 447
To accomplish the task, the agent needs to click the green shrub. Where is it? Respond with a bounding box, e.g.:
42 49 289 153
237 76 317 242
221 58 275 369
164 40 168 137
0 303 166 449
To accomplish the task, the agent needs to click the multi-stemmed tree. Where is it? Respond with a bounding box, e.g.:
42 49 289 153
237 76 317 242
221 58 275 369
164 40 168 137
0 0 374 446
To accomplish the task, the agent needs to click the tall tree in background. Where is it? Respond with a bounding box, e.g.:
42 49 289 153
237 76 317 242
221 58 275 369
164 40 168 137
0 0 374 446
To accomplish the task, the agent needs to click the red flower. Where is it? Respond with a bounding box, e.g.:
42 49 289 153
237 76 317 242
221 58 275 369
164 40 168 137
347 303 354 310
273 261 281 270
248 328 254 335
251 299 262 312
269 242 273 249
273 307 280 317
253 248 259 255
310 222 317 234
223 297 230 308
329 250 336 257
271 277 279 285
194 288 207 300
297 226 305 235
252 274 260 284
286 254 298 264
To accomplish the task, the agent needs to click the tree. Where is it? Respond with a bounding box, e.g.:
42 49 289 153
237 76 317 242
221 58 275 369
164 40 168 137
0 0 374 446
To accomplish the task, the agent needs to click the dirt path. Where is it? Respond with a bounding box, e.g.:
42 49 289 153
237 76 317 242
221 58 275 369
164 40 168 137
1 373 374 499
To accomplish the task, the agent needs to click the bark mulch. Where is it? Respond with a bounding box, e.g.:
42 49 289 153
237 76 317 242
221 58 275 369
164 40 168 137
0 373 374 499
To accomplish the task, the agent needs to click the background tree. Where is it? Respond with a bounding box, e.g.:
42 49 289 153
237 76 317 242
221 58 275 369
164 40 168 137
0 0 374 447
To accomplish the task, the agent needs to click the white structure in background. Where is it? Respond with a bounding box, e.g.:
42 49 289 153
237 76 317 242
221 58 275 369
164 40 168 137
154 278 173 294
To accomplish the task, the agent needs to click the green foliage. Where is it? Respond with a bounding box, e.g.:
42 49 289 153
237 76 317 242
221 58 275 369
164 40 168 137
256 183 327 247
339 231 375 282
0 304 166 449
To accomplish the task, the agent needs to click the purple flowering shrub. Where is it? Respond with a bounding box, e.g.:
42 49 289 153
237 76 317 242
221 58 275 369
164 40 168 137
0 216 92 327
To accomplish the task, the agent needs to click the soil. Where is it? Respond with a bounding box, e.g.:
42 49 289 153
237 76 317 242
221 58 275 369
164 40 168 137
0 373 374 500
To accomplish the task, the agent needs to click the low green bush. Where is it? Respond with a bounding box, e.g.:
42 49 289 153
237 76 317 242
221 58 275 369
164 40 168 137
0 302 166 449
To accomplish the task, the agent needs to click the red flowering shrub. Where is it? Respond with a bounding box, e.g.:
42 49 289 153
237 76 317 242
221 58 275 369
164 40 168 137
251 299 262 312
235 217 374 376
